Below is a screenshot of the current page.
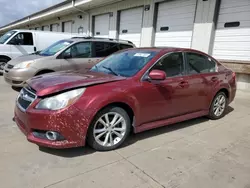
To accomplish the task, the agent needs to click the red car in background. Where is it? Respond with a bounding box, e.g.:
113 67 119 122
14 48 236 151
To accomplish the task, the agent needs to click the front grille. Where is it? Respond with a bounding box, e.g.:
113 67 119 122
7 64 14 69
17 86 36 111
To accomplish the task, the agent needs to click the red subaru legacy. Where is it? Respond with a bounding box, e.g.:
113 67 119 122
14 48 236 151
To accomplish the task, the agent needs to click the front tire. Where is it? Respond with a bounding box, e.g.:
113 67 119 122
209 92 228 120
87 107 131 151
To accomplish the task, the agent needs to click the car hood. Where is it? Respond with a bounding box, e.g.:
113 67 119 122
8 54 52 66
27 71 126 97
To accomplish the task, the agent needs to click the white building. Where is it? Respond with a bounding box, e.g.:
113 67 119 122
0 0 250 90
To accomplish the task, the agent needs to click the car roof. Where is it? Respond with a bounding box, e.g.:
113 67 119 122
124 47 210 55
66 37 135 46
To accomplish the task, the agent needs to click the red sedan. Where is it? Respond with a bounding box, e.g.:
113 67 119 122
14 48 236 151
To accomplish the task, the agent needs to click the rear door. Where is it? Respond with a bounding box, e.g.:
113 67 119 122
185 52 219 110
59 42 99 72
8 32 35 58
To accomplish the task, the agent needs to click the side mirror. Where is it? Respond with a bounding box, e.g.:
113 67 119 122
148 70 166 81
63 52 72 59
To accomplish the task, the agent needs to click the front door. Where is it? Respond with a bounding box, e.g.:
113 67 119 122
60 42 100 72
9 32 35 59
139 52 192 124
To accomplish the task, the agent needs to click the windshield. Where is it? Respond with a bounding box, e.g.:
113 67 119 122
91 50 158 77
39 40 73 56
0 31 17 44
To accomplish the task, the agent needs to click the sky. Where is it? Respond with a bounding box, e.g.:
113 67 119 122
0 0 65 27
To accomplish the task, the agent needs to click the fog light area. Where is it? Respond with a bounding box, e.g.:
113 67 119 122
32 130 65 141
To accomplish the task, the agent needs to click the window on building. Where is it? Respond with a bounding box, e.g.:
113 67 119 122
186 53 216 74
151 52 184 77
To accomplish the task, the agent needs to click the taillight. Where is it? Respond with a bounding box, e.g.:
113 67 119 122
232 72 236 79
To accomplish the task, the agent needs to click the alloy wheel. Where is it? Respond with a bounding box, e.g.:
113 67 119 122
93 112 127 147
213 94 226 117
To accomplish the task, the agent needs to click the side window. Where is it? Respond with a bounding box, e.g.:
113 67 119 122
119 44 133 50
94 42 110 57
151 52 184 77
186 53 216 74
8 32 33 45
64 42 91 58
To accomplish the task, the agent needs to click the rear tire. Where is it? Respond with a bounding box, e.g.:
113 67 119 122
87 106 131 151
209 92 228 120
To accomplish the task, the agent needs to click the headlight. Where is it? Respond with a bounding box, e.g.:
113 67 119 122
14 61 34 69
36 88 86 110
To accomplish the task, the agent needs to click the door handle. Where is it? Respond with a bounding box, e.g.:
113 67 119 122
178 81 189 88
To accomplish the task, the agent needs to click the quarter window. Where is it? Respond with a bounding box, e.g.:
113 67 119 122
8 32 33 45
94 42 121 57
151 52 184 77
186 53 216 74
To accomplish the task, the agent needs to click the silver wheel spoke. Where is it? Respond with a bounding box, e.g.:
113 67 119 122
104 114 110 124
112 117 124 127
110 114 119 126
99 118 107 127
215 106 220 116
109 133 114 145
94 128 106 134
103 132 110 146
113 127 126 132
112 130 123 139
95 131 107 140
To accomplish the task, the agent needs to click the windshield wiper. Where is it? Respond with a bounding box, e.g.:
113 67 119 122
102 66 119 76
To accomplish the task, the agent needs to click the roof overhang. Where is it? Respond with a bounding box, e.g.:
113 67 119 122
0 0 121 33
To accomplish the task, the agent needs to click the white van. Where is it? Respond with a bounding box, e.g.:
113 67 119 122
0 29 83 72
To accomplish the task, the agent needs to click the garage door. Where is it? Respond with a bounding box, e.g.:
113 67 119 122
51 24 59 32
94 14 110 38
212 0 250 61
119 7 144 47
63 21 72 33
42 25 50 31
154 0 196 48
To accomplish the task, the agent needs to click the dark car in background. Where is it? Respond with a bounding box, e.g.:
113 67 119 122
14 47 236 151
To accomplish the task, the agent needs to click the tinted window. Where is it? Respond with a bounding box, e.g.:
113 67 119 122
8 32 33 45
151 52 184 77
186 53 216 74
40 40 73 56
91 50 158 77
119 44 133 50
64 42 91 58
94 42 122 57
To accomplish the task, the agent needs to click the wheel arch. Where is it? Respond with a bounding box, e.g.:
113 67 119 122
94 102 135 126
35 69 55 76
0 55 11 61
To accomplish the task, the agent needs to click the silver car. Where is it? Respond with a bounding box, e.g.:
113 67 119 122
3 37 135 87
